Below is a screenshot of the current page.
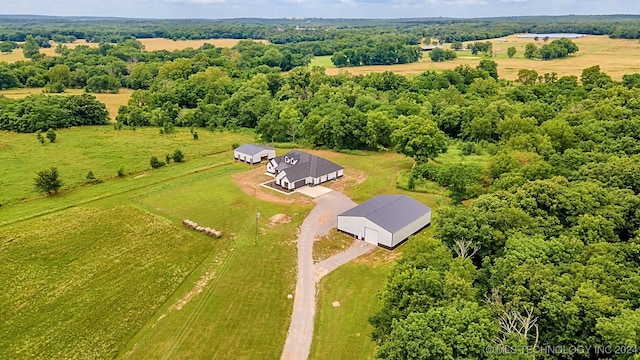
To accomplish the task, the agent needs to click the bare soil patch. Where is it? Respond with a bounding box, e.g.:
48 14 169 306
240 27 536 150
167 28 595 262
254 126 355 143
232 166 310 204
352 247 402 265
134 173 149 179
269 213 292 225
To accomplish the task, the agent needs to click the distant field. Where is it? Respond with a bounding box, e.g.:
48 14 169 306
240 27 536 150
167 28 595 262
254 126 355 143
0 87 132 119
0 126 254 205
138 38 268 51
1 38 268 63
321 34 640 81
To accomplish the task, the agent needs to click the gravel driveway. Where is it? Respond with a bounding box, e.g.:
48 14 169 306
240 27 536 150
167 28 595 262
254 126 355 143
281 191 374 360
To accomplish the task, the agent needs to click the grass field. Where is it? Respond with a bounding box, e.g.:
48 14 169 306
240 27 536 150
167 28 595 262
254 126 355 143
0 87 132 118
119 169 308 360
320 34 640 81
309 249 396 360
0 126 254 205
0 206 214 359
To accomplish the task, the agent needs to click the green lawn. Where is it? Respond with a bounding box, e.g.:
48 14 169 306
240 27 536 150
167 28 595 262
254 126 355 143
0 126 255 205
310 250 394 360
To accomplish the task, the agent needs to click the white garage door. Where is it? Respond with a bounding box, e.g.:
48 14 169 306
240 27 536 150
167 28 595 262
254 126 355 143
364 227 378 245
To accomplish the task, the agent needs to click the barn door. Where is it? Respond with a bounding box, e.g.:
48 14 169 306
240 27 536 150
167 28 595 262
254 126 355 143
364 227 378 245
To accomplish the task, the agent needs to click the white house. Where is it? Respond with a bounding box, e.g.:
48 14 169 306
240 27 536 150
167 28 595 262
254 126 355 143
267 150 343 190
234 144 276 164
337 195 431 249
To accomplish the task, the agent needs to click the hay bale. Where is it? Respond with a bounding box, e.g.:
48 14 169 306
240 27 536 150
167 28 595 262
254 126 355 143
213 230 222 238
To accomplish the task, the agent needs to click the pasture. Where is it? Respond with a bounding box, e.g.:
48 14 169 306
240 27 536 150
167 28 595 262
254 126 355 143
318 34 640 81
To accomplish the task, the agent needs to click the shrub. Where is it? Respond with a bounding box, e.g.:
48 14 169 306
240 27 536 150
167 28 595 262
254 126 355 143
36 130 45 144
231 143 240 150
193 131 199 140
150 156 165 169
86 171 103 184
117 167 125 178
165 154 172 164
34 167 62 194
172 149 185 163
46 128 57 143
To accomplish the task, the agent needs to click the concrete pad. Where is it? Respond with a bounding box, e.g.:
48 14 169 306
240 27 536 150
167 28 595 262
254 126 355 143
296 185 333 198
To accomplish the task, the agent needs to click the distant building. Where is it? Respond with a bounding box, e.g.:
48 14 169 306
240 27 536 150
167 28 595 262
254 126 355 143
337 195 431 249
420 45 443 51
267 150 343 190
234 144 276 164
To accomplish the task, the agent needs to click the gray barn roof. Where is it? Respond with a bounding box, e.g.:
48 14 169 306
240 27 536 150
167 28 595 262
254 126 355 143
235 144 274 156
338 195 431 233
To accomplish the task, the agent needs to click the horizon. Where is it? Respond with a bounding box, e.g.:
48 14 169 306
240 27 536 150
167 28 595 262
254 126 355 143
0 0 638 20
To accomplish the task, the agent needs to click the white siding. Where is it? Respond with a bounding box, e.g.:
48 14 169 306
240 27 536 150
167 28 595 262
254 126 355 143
235 148 276 164
337 169 344 177
337 216 392 246
390 210 432 248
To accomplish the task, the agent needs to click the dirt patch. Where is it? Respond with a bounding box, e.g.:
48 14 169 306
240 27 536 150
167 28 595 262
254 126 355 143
134 173 149 179
353 247 402 265
173 271 216 311
269 213 292 225
321 166 367 192
232 166 310 204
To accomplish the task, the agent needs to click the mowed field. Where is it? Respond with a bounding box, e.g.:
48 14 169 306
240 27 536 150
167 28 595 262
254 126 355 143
315 34 640 81
0 38 268 63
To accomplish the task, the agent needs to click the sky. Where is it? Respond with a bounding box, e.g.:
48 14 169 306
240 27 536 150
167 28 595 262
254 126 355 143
0 0 638 19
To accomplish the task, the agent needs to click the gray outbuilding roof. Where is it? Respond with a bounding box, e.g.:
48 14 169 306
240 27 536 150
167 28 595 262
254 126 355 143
338 195 431 233
235 144 274 155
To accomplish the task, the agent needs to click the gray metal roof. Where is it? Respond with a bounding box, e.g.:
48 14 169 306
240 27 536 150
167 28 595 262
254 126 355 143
276 151 343 182
338 195 431 233
235 144 274 156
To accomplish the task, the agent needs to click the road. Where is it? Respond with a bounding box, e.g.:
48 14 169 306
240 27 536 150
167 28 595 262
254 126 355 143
280 191 374 360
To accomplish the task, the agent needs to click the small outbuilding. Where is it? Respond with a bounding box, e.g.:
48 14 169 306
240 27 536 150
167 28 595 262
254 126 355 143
234 144 276 164
337 195 431 249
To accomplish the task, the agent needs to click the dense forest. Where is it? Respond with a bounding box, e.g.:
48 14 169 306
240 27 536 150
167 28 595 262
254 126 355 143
3 15 640 358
